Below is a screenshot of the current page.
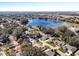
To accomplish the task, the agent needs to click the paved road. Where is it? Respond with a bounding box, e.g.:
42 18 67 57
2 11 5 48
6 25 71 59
39 39 71 56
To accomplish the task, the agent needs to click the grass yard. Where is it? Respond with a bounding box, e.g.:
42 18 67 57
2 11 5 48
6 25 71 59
46 41 56 47
37 41 43 45
59 47 66 53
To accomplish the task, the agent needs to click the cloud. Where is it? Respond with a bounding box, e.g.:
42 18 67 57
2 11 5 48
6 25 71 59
0 6 79 11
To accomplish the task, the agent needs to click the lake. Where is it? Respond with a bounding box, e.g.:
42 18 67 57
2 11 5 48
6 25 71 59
27 19 63 27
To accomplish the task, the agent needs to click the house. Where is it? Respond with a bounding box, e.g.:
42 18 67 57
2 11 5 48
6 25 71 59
65 44 77 53
33 43 43 48
44 49 55 56
75 50 79 56
29 38 37 45
0 24 4 29
54 40 65 47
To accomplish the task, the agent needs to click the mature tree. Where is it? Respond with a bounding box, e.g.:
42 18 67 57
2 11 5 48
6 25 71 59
20 40 46 56
20 19 28 25
12 27 24 39
68 36 79 48
59 26 75 37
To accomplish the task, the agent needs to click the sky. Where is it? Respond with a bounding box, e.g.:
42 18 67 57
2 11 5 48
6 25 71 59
0 2 79 11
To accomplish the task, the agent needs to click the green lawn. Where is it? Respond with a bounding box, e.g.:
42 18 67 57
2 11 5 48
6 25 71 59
44 45 50 49
46 41 56 47
59 47 66 53
59 35 65 41
37 41 43 45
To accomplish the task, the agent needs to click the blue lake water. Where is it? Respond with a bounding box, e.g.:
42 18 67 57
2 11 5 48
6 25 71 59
28 19 63 27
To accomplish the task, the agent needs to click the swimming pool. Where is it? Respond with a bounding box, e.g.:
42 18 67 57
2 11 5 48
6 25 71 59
27 19 63 27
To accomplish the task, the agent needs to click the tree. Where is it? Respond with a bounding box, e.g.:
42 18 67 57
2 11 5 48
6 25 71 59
68 36 79 48
59 26 75 37
12 27 24 39
20 19 28 25
20 40 46 56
